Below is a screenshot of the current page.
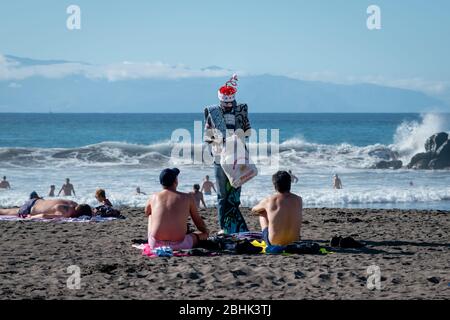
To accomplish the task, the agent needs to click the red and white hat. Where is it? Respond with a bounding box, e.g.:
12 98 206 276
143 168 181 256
218 74 238 102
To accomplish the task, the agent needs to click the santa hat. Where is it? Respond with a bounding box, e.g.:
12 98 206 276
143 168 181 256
218 74 238 102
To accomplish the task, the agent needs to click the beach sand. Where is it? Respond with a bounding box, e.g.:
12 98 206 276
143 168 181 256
0 207 448 300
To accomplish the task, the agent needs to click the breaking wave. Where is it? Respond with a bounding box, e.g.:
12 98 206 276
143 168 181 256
0 113 448 170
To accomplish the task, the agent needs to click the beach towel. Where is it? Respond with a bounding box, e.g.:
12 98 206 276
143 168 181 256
251 240 331 255
0 215 125 223
133 232 329 258
133 244 219 258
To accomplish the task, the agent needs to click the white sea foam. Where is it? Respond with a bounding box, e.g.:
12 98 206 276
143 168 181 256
1 113 447 169
1 113 450 210
391 113 450 163
0 139 404 170
1 179 449 210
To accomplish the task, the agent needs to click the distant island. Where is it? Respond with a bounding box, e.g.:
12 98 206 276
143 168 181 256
0 55 447 113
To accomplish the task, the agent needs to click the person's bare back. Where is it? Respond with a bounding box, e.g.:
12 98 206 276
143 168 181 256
58 179 76 196
190 185 206 209
252 171 302 246
145 168 209 249
30 199 79 218
0 199 92 219
147 190 194 241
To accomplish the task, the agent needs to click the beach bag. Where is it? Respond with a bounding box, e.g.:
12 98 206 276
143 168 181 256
95 205 123 218
220 134 258 188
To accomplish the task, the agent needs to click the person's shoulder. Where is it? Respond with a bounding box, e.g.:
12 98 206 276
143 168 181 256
289 192 302 201
236 103 248 111
296 194 303 206
184 192 198 204
179 191 193 198
204 104 220 112
149 191 161 200
263 194 276 203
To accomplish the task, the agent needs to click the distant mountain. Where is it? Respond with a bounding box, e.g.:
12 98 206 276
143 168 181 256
0 55 446 113
201 65 228 71
4 54 87 66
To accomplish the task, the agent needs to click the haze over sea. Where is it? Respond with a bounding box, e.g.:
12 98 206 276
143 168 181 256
1 112 449 210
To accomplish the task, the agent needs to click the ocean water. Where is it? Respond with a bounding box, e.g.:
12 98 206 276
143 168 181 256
0 112 450 210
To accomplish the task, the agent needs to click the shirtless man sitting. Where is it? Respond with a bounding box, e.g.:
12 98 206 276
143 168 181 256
0 198 92 219
145 168 209 250
251 171 303 246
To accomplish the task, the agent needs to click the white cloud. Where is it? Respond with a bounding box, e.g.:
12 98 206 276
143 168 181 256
0 53 236 82
1 53 448 98
289 71 450 96
8 82 22 88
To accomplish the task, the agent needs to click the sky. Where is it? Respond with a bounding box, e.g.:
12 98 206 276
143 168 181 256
0 0 450 98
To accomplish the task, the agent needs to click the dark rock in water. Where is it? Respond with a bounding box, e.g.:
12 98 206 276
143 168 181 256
428 157 450 169
368 147 398 160
426 140 450 169
373 160 403 169
425 132 448 153
407 152 435 169
437 140 450 158
407 132 450 170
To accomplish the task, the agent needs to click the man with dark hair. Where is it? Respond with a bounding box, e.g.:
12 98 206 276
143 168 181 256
251 171 303 246
145 168 209 250
0 198 92 219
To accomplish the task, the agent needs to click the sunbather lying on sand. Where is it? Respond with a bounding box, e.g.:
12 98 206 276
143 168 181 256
145 168 209 250
0 198 92 219
252 171 303 246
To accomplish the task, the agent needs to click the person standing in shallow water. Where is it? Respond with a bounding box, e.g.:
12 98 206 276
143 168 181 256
201 175 216 196
58 178 76 196
0 176 11 189
48 185 56 197
203 74 251 234
333 174 343 189
288 170 299 184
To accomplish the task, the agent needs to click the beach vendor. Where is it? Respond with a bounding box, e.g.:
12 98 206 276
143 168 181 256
203 74 254 234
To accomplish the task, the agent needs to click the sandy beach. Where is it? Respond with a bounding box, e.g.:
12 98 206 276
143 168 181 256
0 207 448 300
